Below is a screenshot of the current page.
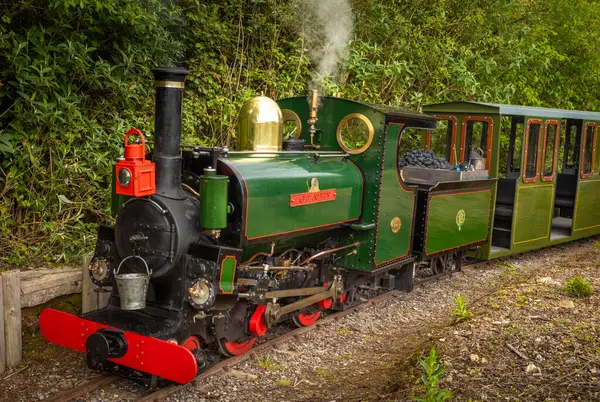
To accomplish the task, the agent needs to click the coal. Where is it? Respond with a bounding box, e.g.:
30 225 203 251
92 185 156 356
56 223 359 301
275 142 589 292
398 149 454 170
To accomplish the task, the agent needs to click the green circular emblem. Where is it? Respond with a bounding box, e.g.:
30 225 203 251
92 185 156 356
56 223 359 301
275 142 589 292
456 209 466 231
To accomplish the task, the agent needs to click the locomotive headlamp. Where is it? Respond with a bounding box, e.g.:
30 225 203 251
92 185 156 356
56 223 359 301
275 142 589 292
117 167 132 187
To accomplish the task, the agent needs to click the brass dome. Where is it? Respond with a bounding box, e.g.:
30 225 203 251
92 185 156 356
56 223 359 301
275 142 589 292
237 96 283 151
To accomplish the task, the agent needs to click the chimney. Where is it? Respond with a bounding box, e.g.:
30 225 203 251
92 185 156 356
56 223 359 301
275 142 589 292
151 67 189 199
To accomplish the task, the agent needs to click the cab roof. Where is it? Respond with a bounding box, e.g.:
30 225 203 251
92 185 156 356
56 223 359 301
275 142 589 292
343 98 438 128
423 101 600 121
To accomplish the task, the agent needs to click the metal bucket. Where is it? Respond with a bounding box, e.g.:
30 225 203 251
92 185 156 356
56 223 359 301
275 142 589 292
114 255 152 310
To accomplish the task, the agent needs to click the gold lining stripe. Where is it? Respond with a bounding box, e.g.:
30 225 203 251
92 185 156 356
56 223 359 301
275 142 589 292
155 80 185 89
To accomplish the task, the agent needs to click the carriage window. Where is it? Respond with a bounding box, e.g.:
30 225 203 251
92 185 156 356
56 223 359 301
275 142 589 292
524 122 541 181
429 120 451 160
564 121 580 170
542 123 559 180
498 117 512 178
509 117 524 174
582 123 596 176
464 121 489 159
398 127 453 170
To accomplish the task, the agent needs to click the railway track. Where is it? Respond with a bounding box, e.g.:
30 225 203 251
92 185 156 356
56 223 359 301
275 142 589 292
43 263 485 402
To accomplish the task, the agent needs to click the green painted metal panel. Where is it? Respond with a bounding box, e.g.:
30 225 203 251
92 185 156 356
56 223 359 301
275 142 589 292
278 97 387 271
374 123 415 266
512 184 553 244
574 179 600 232
199 170 228 229
225 154 363 241
219 256 236 294
425 189 492 255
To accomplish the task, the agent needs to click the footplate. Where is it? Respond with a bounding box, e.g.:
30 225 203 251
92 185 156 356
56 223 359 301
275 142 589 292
40 308 198 384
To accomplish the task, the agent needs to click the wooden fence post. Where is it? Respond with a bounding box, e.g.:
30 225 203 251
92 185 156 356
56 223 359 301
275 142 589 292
81 254 94 314
0 275 5 374
2 270 21 368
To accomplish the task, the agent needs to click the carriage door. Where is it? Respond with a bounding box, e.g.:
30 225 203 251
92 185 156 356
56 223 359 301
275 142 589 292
512 118 553 246
573 122 600 233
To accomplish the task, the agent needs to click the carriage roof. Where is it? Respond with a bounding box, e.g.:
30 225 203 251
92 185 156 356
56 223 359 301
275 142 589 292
423 101 600 121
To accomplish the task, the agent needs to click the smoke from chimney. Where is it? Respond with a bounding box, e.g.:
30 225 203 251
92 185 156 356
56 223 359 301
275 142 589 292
296 0 355 90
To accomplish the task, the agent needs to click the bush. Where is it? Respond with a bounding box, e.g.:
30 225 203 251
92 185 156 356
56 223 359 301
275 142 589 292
566 276 594 298
3 0 600 265
0 0 182 265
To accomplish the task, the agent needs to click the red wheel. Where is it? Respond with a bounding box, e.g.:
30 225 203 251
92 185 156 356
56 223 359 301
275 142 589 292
293 311 321 327
182 335 201 352
218 337 257 357
317 282 333 309
339 292 348 304
318 298 333 309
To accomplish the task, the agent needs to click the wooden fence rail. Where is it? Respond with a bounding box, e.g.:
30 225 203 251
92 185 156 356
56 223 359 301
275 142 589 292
0 254 110 374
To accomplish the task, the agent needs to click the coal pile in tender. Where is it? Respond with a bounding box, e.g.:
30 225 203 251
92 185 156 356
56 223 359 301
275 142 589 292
398 149 454 170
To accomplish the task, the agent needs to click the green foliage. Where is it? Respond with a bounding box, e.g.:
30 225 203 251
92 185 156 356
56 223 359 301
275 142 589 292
453 294 473 322
413 346 452 402
0 0 181 264
566 276 594 298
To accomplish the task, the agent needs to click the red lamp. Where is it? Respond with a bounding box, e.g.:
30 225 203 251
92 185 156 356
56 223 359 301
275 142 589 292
115 128 156 197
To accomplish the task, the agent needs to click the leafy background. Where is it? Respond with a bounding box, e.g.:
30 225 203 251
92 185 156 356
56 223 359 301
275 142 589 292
1 0 600 265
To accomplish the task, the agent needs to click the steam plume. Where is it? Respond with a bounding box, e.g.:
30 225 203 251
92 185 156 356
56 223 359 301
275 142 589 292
296 0 355 90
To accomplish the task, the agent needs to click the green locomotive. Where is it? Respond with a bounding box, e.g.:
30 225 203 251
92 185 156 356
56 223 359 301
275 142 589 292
40 67 495 384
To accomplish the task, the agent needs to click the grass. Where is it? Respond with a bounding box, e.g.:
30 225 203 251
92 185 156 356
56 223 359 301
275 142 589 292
452 294 473 323
336 327 351 336
315 368 329 375
257 356 284 371
566 276 594 297
276 379 291 387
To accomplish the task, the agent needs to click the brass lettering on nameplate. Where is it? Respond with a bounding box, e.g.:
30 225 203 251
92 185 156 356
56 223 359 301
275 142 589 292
290 189 337 207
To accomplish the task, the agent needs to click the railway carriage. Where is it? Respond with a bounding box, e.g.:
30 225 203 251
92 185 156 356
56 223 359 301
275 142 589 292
422 102 600 259
40 67 494 384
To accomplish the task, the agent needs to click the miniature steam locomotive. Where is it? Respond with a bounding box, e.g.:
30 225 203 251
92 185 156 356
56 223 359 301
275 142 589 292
40 67 497 384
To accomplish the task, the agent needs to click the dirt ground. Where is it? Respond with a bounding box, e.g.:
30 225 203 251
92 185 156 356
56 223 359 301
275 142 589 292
0 238 599 402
